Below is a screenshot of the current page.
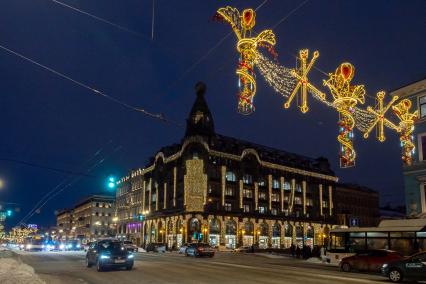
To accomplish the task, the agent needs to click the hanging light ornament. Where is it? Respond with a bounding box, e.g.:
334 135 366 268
216 6 276 114
392 99 419 166
363 91 399 142
284 49 326 113
323 63 366 168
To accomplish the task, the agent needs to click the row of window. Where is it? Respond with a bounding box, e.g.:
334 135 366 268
224 202 328 213
225 171 305 191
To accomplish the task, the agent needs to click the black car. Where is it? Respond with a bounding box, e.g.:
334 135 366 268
381 251 426 282
145 243 166 253
185 243 215 257
86 240 134 272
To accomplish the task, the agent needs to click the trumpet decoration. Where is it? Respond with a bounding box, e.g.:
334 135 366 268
324 63 366 168
216 6 418 168
215 6 276 114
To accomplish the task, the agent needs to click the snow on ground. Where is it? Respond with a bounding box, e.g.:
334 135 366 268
0 250 45 284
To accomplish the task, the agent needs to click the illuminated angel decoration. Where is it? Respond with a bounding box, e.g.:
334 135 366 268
216 6 276 114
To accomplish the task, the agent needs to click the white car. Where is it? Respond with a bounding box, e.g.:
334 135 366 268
178 244 188 254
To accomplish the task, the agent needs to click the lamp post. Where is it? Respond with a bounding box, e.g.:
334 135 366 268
203 227 208 243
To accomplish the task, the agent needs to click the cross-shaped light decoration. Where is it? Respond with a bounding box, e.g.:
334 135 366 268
363 91 399 142
284 49 326 113
392 99 419 166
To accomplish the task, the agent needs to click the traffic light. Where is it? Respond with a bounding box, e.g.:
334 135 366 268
107 176 116 189
6 209 12 217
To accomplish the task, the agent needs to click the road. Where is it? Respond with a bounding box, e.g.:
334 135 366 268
16 251 387 284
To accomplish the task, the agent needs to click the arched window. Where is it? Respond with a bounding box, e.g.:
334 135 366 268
188 218 200 235
272 179 280 189
244 221 254 235
296 225 304 238
225 220 237 235
307 225 314 238
296 183 302 193
272 223 281 237
209 219 221 234
259 222 269 236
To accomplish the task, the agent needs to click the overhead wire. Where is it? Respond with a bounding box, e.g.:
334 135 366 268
0 44 181 126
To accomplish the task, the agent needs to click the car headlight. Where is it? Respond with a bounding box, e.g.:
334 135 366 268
59 244 65 250
382 263 388 268
42 245 45 249
76 244 81 248
67 244 72 249
100 255 110 259
127 254 134 259
26 244 32 249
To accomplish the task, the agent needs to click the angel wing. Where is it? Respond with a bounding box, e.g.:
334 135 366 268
216 6 242 39
255 30 276 46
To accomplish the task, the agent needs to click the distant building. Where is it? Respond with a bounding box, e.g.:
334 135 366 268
56 209 73 241
56 195 115 242
391 78 426 217
115 83 338 249
335 183 380 227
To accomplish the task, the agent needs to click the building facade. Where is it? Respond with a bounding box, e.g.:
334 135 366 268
115 83 338 249
391 78 426 217
56 209 73 241
59 195 115 242
335 183 380 227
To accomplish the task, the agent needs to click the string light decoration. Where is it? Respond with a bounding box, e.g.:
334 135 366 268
323 63 366 168
216 6 276 114
256 53 296 97
363 91 399 142
392 99 419 165
285 49 326 113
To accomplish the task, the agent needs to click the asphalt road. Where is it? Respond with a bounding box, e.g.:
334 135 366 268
16 250 388 284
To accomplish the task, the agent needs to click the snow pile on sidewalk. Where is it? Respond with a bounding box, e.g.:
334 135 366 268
0 252 45 284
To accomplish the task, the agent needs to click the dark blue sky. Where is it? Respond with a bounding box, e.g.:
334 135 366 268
1 0 425 227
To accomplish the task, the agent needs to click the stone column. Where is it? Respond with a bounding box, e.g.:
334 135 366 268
155 183 159 211
173 167 177 207
164 182 167 209
280 177 285 212
239 180 243 209
254 182 258 210
142 179 146 212
328 185 333 216
319 184 323 216
148 178 152 212
268 175 272 210
221 166 226 206
303 181 307 215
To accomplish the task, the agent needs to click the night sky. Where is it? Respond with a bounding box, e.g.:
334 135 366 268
1 0 425 228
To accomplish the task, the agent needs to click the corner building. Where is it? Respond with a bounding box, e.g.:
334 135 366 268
115 83 338 249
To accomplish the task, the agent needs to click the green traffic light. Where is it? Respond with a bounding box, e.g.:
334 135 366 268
6 210 12 217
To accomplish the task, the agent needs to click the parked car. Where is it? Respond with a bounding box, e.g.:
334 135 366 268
123 241 138 252
178 244 188 254
86 240 134 272
185 243 215 257
381 251 426 283
340 250 403 272
83 242 92 252
233 246 251 253
146 243 166 253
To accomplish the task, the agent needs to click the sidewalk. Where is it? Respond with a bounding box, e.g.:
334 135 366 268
0 248 45 284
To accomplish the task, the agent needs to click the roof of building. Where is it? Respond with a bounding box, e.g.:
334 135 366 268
74 195 115 209
145 82 335 176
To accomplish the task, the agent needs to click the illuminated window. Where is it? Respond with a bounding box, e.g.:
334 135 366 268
243 174 253 184
258 206 266 214
243 204 250 213
272 179 280 189
294 197 302 205
224 203 232 212
271 193 280 202
420 95 426 118
271 208 278 215
322 200 328 208
258 178 266 186
296 184 302 193
243 189 253 198
225 187 235 196
418 133 426 161
259 192 267 200
226 171 236 182
283 182 291 191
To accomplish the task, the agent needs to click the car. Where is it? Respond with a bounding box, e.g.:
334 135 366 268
123 241 138 252
185 243 215 257
340 249 403 273
233 246 251 253
381 251 426 283
146 243 166 253
65 240 82 251
86 240 134 272
178 244 188 254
